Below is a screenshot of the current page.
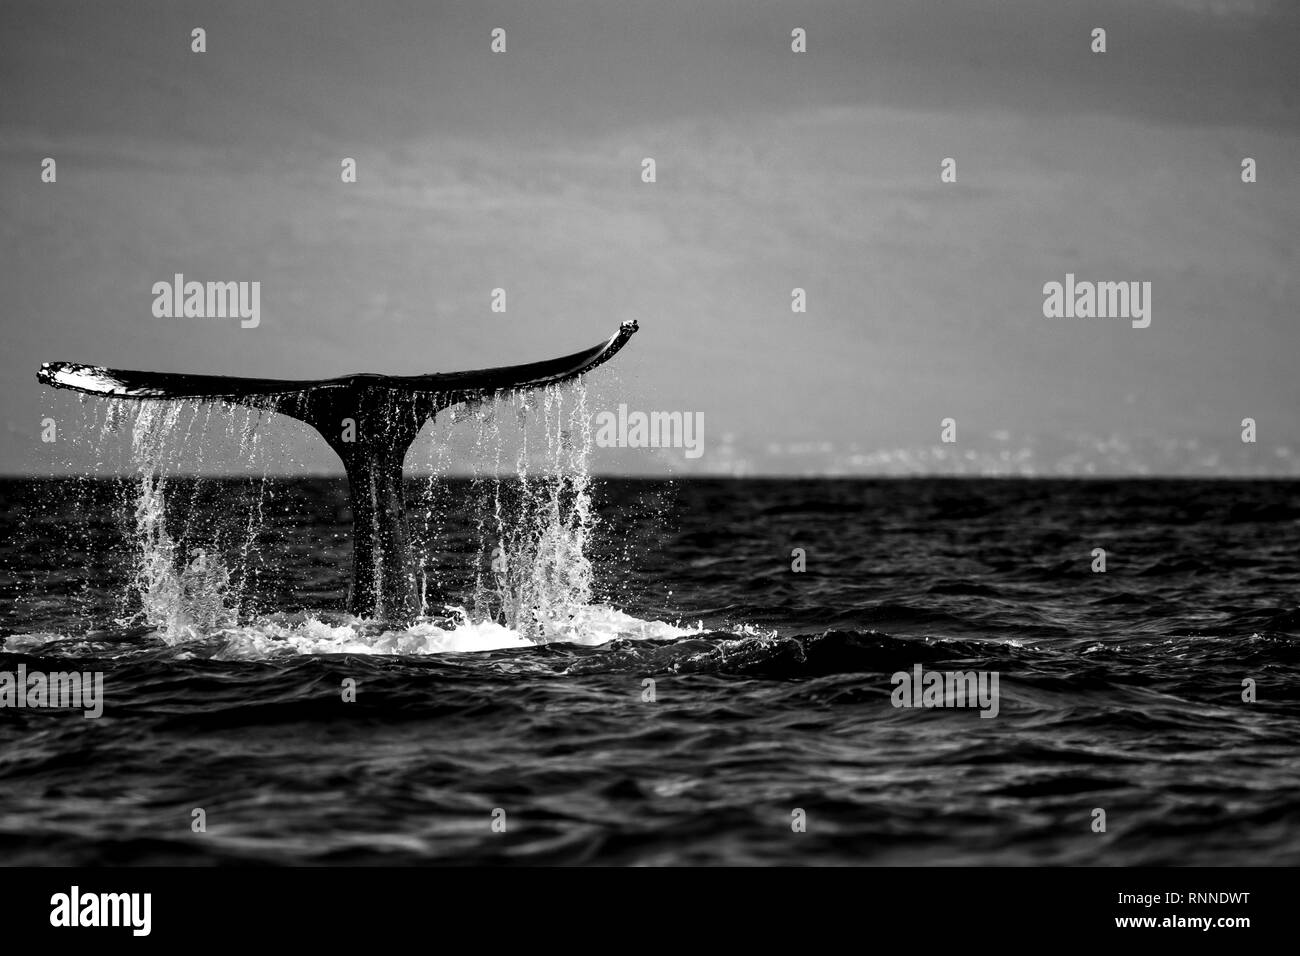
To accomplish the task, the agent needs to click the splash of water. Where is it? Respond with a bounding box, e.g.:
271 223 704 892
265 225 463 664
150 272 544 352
467 383 597 640
39 381 704 655
124 401 241 641
210 605 705 660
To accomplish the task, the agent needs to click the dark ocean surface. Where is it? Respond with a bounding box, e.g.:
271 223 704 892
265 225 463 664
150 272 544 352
2 477 1298 865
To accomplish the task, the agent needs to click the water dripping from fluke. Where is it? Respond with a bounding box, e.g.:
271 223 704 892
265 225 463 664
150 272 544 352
36 323 639 639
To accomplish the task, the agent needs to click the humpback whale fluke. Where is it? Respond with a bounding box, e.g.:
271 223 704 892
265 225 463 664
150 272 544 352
38 320 639 623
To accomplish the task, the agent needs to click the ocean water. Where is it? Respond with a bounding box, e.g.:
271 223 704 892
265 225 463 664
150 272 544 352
2 474 1299 866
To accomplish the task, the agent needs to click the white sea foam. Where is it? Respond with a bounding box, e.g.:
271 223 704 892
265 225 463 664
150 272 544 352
3 607 710 660
207 605 708 660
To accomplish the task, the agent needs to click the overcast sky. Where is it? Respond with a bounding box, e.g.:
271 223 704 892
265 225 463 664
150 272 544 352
2 0 1297 475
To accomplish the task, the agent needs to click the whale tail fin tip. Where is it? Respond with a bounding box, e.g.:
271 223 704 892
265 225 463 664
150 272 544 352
37 321 638 406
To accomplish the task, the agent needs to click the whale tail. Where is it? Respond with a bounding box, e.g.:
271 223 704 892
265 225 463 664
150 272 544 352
38 320 639 622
